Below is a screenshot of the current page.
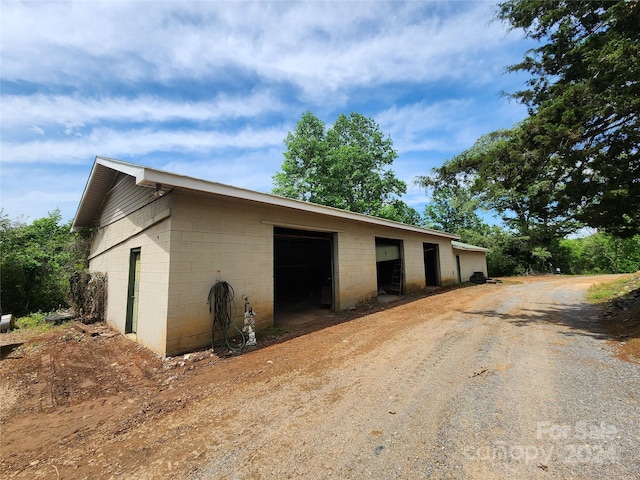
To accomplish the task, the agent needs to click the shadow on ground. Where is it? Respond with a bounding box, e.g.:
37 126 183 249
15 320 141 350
214 283 475 357
465 285 640 363
0 343 24 360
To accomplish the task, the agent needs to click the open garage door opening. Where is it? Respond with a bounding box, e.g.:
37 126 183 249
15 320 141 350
423 242 440 286
376 238 404 297
274 227 335 326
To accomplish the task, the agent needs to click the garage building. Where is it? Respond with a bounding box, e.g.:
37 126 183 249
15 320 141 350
72 157 488 356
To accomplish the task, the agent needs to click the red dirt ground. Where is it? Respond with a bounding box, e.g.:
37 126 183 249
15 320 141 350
1 275 637 479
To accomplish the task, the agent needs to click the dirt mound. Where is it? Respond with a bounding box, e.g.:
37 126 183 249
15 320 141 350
597 279 640 363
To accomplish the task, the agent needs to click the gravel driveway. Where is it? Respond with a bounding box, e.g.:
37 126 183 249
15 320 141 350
2 275 638 479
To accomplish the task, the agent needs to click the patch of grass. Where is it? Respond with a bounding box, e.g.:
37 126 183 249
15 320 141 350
258 325 288 337
16 312 48 329
15 312 71 334
587 272 640 304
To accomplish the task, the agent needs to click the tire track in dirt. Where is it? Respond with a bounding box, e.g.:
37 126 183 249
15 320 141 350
80 286 509 479
186 292 508 479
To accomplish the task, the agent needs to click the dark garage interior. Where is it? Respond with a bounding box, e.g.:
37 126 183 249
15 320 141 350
423 242 440 286
274 227 334 318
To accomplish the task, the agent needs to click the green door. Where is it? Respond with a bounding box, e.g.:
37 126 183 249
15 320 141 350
126 248 141 333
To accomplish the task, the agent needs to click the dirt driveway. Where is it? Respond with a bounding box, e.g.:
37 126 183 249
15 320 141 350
1 275 639 479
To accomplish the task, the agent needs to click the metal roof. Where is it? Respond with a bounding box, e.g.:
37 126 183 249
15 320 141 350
451 240 491 252
72 156 460 240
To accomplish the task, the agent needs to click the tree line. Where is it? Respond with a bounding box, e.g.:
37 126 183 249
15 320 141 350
2 209 637 317
0 210 89 317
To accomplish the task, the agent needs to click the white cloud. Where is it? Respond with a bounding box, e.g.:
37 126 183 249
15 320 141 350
1 125 288 164
64 122 85 137
0 92 287 130
377 100 475 153
0 1 533 223
1 1 524 102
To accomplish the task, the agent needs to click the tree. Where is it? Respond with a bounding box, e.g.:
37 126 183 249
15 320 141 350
0 210 88 316
560 233 640 274
496 0 640 237
418 128 582 272
272 112 328 204
273 112 420 225
460 225 534 276
376 200 423 226
419 181 485 233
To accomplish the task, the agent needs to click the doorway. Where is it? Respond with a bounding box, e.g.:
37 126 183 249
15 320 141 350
376 238 404 295
423 243 440 286
274 228 335 323
126 248 141 334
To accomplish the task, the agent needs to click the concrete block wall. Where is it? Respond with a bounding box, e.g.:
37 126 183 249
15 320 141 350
457 250 488 282
85 174 478 358
366 230 458 291
89 215 171 356
438 240 459 286
164 194 461 354
260 208 382 309
166 192 462 356
166 192 274 355
401 235 432 292
332 225 379 308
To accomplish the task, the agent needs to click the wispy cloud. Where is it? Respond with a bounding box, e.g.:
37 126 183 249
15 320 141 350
30 125 45 136
1 92 288 130
1 2 523 99
1 125 288 164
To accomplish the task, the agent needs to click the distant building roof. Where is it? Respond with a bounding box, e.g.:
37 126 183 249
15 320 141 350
451 240 491 253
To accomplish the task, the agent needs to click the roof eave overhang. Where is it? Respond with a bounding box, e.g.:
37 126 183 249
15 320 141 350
72 156 460 240
451 240 491 253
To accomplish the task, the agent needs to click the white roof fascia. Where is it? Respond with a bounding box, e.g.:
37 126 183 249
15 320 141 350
452 240 491 253
96 156 145 178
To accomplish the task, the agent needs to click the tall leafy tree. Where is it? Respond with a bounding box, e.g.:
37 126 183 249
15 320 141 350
376 200 423 226
419 180 485 233
418 128 582 272
272 112 328 204
0 210 84 315
461 225 536 276
273 111 420 225
497 0 640 237
560 233 640 274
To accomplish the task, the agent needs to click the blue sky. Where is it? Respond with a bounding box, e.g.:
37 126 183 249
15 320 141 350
1 1 534 224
